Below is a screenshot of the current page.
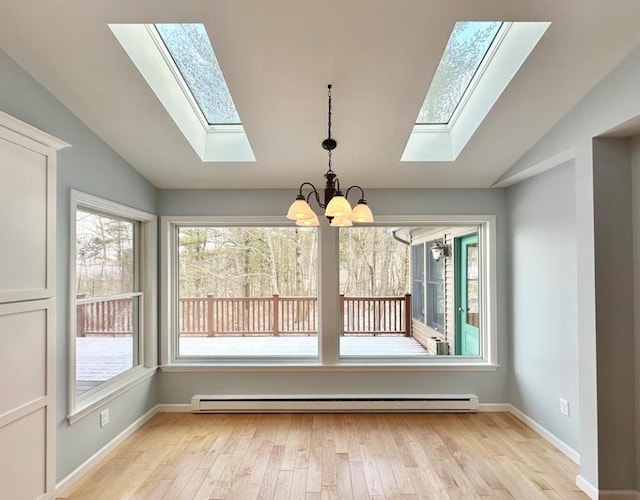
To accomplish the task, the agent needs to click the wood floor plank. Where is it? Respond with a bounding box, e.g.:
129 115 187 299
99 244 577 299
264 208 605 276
58 412 586 500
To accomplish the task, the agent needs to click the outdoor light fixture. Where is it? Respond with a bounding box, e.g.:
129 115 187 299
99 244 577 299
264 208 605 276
286 84 374 227
430 240 449 262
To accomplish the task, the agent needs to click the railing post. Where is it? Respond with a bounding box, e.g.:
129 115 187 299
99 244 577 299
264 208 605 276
404 293 412 337
339 294 345 336
272 294 280 336
206 294 215 336
76 294 86 337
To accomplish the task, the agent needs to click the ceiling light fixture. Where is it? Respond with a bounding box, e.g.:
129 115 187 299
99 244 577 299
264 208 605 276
287 84 374 227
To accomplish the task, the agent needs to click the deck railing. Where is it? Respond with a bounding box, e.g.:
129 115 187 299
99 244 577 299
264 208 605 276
77 294 411 337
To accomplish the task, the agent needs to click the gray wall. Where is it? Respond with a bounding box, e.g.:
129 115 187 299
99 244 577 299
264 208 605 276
157 188 510 404
592 137 636 490
501 41 640 491
0 50 159 481
631 135 640 491
506 162 579 451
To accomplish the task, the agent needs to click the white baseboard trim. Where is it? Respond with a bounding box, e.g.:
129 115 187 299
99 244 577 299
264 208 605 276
55 405 159 496
508 404 580 465
478 403 511 412
576 475 598 499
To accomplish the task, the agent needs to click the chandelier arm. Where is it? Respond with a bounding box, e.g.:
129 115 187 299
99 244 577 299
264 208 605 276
299 182 322 209
345 185 365 200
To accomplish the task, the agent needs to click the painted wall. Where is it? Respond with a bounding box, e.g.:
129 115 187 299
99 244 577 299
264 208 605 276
499 41 640 492
156 188 510 404
506 162 579 451
0 50 159 481
630 135 640 491
592 137 636 491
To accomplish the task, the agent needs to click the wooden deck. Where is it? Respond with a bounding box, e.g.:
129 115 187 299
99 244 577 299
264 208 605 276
76 336 429 393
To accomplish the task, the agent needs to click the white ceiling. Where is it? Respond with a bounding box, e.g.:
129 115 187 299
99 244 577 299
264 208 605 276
2 1 640 189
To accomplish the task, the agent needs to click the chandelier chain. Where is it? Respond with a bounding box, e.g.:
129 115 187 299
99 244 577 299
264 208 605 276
327 85 332 140
326 84 334 174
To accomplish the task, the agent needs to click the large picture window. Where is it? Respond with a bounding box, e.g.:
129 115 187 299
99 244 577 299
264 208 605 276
172 224 318 359
70 192 156 422
162 216 496 366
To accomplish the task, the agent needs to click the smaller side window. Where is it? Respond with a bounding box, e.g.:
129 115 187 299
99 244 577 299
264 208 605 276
69 191 156 423
426 239 445 332
411 243 425 323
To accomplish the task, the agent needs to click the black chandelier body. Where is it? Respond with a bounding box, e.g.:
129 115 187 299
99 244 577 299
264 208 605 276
286 85 374 227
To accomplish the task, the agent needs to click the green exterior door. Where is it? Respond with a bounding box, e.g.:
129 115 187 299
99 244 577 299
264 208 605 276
455 234 480 356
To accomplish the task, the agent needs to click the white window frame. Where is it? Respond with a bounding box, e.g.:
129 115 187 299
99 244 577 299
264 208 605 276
161 215 497 371
68 191 157 424
161 216 321 366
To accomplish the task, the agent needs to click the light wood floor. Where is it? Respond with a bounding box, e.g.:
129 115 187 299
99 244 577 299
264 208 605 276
58 412 586 500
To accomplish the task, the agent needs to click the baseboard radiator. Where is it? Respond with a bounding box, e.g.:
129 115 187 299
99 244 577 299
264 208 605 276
191 394 479 413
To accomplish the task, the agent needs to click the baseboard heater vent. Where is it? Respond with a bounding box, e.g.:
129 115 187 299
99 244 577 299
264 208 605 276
191 394 479 413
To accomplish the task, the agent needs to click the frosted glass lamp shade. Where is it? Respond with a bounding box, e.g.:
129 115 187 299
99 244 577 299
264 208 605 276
287 197 314 220
351 200 374 223
330 215 353 227
324 194 352 218
296 212 320 227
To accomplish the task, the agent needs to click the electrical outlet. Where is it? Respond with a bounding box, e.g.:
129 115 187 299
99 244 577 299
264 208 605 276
100 408 110 428
559 399 569 416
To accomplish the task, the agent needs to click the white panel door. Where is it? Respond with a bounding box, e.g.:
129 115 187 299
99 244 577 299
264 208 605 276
0 111 67 500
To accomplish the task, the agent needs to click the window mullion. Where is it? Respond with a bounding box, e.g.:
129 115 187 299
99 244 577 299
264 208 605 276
318 222 339 364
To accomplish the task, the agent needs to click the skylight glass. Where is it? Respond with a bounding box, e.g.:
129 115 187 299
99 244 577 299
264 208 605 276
155 23 241 125
417 22 502 125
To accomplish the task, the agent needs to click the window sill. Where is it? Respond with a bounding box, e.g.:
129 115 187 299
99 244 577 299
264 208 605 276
67 366 157 425
160 362 499 372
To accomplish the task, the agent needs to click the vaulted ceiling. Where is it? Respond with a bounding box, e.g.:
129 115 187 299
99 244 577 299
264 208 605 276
2 1 640 188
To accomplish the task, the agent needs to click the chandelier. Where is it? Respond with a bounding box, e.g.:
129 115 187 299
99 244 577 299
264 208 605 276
286 84 374 227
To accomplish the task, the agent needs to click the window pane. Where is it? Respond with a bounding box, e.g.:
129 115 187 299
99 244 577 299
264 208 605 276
155 23 241 125
467 243 479 328
426 240 445 332
177 227 318 357
75 210 135 298
339 228 417 357
417 22 502 124
75 296 139 396
411 244 425 322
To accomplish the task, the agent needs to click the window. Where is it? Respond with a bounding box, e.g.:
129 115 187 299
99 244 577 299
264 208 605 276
417 22 502 125
109 23 255 162
69 192 156 423
402 22 550 161
411 243 425 323
425 239 445 332
162 216 496 367
166 222 318 360
155 24 241 125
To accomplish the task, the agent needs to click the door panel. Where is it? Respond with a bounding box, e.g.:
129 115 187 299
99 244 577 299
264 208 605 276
455 234 479 356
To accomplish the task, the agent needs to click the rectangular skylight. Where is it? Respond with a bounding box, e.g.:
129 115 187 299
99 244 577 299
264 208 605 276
417 22 502 125
155 23 241 126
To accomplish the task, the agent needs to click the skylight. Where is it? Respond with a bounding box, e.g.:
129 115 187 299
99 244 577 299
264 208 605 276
417 22 502 125
402 21 550 162
109 23 255 162
155 23 240 125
